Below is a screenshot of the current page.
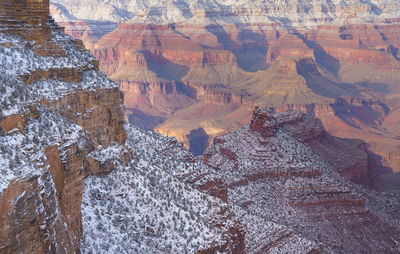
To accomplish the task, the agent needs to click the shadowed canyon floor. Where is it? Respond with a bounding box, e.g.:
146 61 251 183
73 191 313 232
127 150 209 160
51 0 400 184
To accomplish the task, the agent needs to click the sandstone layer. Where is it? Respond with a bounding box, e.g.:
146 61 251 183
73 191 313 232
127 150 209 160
199 107 400 253
0 1 126 252
0 1 304 253
50 0 400 179
2 2 400 251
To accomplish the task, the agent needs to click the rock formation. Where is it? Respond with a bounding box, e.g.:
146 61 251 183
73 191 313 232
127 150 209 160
50 0 400 180
1 1 400 253
0 1 321 253
0 1 126 252
200 107 400 253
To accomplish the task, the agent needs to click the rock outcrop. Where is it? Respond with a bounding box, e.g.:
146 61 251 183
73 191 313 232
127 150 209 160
1 1 400 253
0 0 66 56
1 1 310 253
51 0 400 177
201 107 400 253
0 0 126 252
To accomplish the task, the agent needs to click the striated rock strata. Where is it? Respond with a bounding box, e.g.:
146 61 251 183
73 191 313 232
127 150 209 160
0 1 127 252
200 107 400 253
1 1 400 253
51 0 400 176
0 1 324 253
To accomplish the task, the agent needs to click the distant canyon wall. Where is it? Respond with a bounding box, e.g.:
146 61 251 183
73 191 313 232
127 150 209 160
51 1 400 173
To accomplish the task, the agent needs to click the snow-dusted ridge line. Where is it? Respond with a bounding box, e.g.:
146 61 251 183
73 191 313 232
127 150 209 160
0 30 94 77
51 0 400 27
81 124 229 253
0 23 118 192
80 123 322 253
0 107 85 194
0 28 118 118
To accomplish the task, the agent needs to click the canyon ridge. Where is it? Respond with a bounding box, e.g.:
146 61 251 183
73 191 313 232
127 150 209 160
51 0 400 187
1 0 400 253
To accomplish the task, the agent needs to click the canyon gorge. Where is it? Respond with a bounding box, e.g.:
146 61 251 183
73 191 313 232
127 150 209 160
1 0 400 253
50 0 400 188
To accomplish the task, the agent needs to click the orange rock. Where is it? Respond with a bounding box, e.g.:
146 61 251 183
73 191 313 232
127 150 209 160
0 114 27 133
45 146 65 194
0 1 127 252
0 178 73 253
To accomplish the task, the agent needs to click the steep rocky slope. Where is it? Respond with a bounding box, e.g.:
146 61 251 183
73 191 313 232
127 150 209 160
1 1 400 253
202 107 400 253
0 1 319 253
79 124 324 253
0 1 244 253
79 107 400 253
51 0 400 176
0 0 126 252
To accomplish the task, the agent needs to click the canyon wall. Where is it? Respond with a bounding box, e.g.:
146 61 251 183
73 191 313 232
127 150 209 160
200 108 400 253
1 2 399 252
0 1 126 252
50 0 400 178
0 1 265 252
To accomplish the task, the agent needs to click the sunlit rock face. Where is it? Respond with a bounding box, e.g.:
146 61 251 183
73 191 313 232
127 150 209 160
51 1 400 178
0 0 126 252
0 0 66 56
2 1 399 253
0 2 318 253
201 107 400 253
0 0 50 27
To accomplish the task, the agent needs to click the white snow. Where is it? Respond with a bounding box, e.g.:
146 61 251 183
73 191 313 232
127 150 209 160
80 124 231 253
0 23 117 193
51 0 400 28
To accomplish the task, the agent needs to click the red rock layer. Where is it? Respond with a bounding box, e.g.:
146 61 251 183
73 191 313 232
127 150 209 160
0 1 127 253
57 14 400 175
200 108 400 253
0 0 65 56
